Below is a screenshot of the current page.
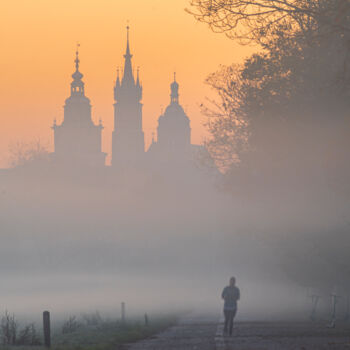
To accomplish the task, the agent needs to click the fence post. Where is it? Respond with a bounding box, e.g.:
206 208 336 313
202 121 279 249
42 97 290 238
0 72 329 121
43 311 51 348
121 302 126 324
309 294 320 321
144 313 149 326
328 290 341 328
345 295 350 321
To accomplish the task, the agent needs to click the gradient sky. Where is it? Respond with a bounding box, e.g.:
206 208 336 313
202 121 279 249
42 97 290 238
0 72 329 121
0 0 255 167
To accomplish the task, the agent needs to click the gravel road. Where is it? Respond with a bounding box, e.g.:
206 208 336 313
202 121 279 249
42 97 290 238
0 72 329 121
125 315 350 350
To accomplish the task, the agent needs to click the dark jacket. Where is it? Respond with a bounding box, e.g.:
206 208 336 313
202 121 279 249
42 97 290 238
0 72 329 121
222 286 240 310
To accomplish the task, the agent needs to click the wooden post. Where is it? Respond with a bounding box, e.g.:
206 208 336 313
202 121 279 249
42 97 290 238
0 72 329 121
121 302 126 324
310 294 320 321
43 311 51 348
345 295 350 321
328 291 341 328
144 313 149 326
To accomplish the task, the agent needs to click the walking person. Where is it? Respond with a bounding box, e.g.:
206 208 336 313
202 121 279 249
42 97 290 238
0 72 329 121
222 277 240 336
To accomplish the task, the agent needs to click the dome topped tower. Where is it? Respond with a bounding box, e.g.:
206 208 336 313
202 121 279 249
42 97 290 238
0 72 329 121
51 45 106 167
148 74 191 164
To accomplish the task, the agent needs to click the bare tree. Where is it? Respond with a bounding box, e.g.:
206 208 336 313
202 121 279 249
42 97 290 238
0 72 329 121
62 315 81 334
187 0 350 44
82 311 102 326
202 65 250 171
199 11 350 171
8 139 50 168
0 311 17 345
17 323 41 346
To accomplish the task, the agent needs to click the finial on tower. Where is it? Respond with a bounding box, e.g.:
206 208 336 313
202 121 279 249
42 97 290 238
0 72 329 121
170 73 179 104
75 42 80 71
71 42 84 95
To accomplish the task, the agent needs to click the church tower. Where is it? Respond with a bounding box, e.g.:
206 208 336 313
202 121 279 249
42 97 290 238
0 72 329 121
156 74 191 154
52 46 106 167
147 74 192 169
112 27 145 168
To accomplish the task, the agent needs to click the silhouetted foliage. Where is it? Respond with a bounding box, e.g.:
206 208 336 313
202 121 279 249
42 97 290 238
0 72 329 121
192 0 350 298
0 311 40 346
62 315 81 334
17 323 41 346
82 311 103 326
0 311 17 345
202 7 350 181
187 0 350 44
203 65 250 171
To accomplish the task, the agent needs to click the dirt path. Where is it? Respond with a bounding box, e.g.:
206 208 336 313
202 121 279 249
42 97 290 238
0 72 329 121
125 316 350 350
216 321 350 350
124 314 218 350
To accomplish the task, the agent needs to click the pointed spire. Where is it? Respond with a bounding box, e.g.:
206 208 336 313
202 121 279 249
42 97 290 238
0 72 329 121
114 27 142 103
126 25 131 57
122 25 135 85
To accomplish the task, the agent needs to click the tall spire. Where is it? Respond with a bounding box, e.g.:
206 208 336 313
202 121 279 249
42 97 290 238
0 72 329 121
114 28 142 103
126 25 131 57
112 26 145 167
122 25 134 84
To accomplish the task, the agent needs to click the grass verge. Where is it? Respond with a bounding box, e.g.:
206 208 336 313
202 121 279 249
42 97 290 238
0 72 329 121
0 315 178 350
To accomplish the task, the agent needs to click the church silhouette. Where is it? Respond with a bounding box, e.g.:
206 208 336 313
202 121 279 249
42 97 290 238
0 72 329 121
52 46 106 167
51 27 207 172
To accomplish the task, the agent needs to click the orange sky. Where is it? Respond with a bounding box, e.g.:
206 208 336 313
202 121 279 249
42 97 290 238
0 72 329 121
0 0 255 167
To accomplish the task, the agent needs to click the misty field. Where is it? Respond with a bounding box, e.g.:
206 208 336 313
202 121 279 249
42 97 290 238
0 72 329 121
0 312 177 350
1 0 350 349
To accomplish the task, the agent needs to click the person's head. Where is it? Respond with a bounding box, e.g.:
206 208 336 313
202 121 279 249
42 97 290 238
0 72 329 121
229 277 236 286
